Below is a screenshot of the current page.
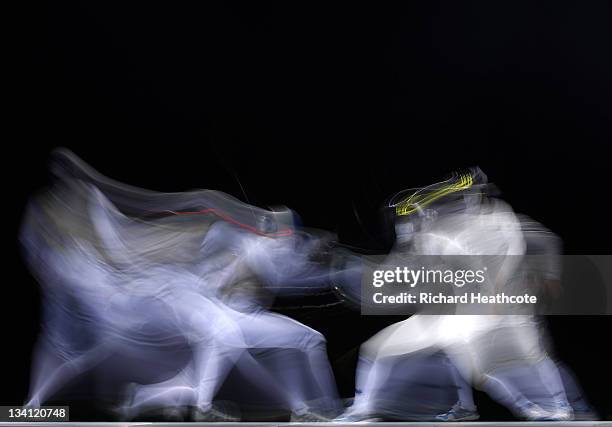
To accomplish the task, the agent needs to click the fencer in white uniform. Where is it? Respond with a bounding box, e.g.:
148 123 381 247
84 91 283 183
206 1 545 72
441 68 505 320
89 190 342 420
22 150 342 421
336 170 573 421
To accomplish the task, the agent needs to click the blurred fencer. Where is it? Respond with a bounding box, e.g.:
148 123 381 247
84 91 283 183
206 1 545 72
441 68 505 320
21 149 341 421
194 214 342 420
22 180 264 421
335 169 580 421
433 213 576 421
126 210 343 421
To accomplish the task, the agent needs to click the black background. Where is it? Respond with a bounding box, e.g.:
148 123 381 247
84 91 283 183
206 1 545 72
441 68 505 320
8 1 612 420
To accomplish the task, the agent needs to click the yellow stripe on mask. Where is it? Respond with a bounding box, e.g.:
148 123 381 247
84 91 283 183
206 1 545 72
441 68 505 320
395 174 473 216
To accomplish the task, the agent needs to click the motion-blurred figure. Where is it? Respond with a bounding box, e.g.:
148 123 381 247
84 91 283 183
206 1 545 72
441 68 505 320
335 169 584 421
21 149 341 421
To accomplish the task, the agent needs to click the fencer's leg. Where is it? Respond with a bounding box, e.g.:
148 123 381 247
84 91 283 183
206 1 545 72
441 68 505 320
348 315 442 417
248 347 315 415
481 374 527 406
122 365 197 416
348 356 396 416
164 292 249 413
302 332 342 414
126 341 289 419
447 358 476 412
233 348 310 414
235 310 341 416
447 349 549 420
352 356 373 410
26 341 111 408
482 322 571 419
433 359 481 421
478 374 558 420
26 338 63 407
347 328 388 414
194 341 247 411
123 387 196 420
534 357 570 406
